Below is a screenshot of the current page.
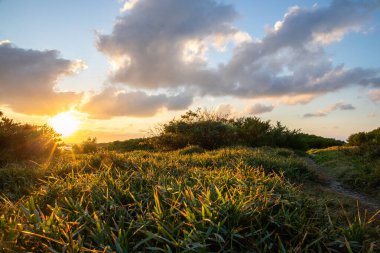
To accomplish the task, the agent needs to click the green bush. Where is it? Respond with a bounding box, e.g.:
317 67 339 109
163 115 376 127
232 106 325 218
157 110 236 150
299 133 344 149
108 138 155 152
0 111 61 164
347 127 380 157
72 137 98 154
151 109 341 151
178 145 205 155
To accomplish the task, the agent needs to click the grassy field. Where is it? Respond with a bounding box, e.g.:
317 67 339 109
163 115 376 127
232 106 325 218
1 147 379 252
308 146 380 200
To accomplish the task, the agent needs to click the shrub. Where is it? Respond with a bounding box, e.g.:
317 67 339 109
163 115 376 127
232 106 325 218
155 109 236 150
233 117 271 146
298 133 344 149
0 111 61 164
347 127 380 157
178 145 205 155
151 109 341 151
72 137 98 154
108 138 155 152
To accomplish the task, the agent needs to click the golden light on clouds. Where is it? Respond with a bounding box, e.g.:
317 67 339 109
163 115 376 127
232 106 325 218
48 111 81 137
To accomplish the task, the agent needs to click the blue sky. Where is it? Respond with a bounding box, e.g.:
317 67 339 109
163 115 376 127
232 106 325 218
0 0 379 142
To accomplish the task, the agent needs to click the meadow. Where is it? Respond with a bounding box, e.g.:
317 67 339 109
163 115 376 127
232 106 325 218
0 147 379 252
0 111 379 252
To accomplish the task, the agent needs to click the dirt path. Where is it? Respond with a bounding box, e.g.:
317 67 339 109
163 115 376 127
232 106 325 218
305 157 380 211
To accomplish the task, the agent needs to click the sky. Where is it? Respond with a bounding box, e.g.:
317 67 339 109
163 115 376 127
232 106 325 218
0 0 379 142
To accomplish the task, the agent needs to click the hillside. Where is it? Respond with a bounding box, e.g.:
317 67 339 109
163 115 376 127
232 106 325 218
1 147 379 252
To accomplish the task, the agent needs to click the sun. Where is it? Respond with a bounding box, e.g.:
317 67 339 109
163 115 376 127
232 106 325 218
48 111 80 137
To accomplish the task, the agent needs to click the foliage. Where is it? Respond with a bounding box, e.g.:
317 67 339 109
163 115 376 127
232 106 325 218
72 137 98 154
347 127 380 157
299 133 344 149
178 145 205 155
1 147 378 252
308 146 380 199
152 109 341 151
154 110 236 150
108 138 155 152
0 111 61 164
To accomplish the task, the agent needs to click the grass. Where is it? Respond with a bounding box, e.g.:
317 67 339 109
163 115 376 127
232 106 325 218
308 146 380 200
0 147 379 252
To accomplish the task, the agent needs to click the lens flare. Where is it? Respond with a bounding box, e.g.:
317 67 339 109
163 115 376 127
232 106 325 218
48 111 80 137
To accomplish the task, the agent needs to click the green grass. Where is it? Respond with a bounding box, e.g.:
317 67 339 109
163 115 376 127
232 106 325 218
1 147 379 252
308 146 380 200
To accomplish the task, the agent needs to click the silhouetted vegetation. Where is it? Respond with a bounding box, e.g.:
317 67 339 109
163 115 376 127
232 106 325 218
0 111 60 164
347 127 380 157
1 111 379 252
151 109 343 151
108 138 155 152
72 137 98 154
298 133 344 149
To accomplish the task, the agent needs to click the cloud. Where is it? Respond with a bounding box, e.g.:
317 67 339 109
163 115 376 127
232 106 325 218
368 89 380 102
339 103 356 110
215 0 380 99
216 104 236 116
0 41 85 115
96 0 380 106
367 112 376 118
97 0 240 89
303 102 355 118
120 0 140 12
82 0 380 119
247 103 275 115
81 88 192 119
280 94 320 105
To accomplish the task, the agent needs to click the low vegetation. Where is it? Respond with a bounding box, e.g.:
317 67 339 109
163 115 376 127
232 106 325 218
109 109 343 152
1 148 379 252
1 110 379 252
309 147 380 200
72 137 98 154
0 111 60 164
347 127 380 158
308 127 380 201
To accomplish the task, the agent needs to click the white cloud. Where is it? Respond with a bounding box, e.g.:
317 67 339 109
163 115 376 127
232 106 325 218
0 42 85 115
120 0 140 12
247 103 275 115
216 103 236 116
98 0 239 89
81 88 192 119
89 0 380 118
368 89 380 102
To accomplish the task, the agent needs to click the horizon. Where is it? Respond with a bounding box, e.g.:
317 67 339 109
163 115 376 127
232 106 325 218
1 0 379 143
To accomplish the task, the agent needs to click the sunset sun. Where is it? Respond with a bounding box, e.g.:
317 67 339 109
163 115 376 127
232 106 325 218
48 111 80 137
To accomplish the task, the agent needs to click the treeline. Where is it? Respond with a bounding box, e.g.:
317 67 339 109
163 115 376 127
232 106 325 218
108 109 344 152
347 127 380 157
0 111 60 164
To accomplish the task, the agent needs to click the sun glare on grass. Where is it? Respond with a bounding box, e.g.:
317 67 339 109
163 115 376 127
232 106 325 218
49 111 80 137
